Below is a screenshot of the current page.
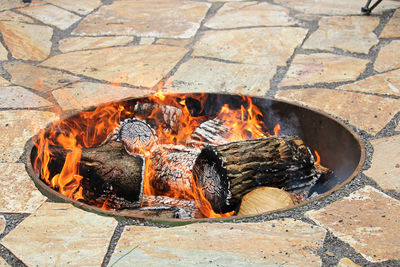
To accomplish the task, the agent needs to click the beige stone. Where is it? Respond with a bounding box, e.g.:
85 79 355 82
0 0 26 12
110 219 326 266
1 202 117 266
279 53 369 87
0 110 58 162
59 36 133 53
73 0 211 38
306 186 400 262
0 256 10 267
41 45 188 88
0 42 7 60
275 88 400 135
380 9 400 38
166 58 274 96
156 38 192 47
0 86 53 108
193 27 307 67
139 37 155 45
303 16 379 54
337 257 361 267
52 82 153 111
0 21 52 61
396 122 400 132
364 135 400 191
0 77 9 86
18 4 81 30
375 40 400 72
50 0 101 15
205 2 298 29
0 215 5 234
0 10 34 23
0 163 47 213
339 69 400 97
4 61 81 92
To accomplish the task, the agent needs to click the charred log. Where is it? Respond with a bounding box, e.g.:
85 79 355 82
134 103 183 133
188 119 231 147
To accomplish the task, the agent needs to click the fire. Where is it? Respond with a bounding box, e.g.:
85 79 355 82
314 150 321 164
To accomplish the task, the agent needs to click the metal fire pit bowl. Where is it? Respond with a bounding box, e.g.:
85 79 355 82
24 93 365 224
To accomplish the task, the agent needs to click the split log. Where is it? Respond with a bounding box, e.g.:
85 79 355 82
188 119 231 147
134 103 183 133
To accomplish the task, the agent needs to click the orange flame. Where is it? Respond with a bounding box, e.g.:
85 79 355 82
314 150 321 164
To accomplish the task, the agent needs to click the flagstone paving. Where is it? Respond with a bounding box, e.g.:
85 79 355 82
374 40 400 72
337 258 361 267
58 36 134 53
0 215 5 235
0 43 7 61
0 257 9 267
0 86 53 108
0 10 34 24
380 9 400 38
48 0 102 16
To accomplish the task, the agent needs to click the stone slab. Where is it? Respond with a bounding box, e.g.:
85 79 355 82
1 202 118 266
52 82 153 111
380 9 400 38
0 77 9 86
109 219 326 267
0 21 52 61
374 40 400 72
275 88 400 135
0 42 7 60
205 2 298 29
0 257 10 267
50 0 101 15
0 10 34 23
303 16 379 54
396 122 400 132
279 53 369 87
0 0 26 12
59 36 133 53
364 135 400 191
306 186 400 262
0 215 5 234
337 258 361 267
0 86 53 108
192 27 307 67
139 37 155 45
0 163 47 213
166 58 274 96
4 61 81 92
73 0 210 38
339 69 400 97
156 38 192 47
0 110 58 162
41 45 188 88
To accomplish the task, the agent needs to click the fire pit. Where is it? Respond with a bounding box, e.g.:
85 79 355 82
24 93 365 223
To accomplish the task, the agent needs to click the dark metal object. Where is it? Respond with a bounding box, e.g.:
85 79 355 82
362 0 383 15
24 93 365 224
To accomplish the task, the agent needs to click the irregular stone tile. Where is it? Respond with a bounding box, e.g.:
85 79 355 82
193 27 307 67
0 256 10 267
1 202 117 266
156 38 192 47
52 82 153 111
0 77 9 86
0 110 58 162
339 69 400 97
275 0 400 15
41 45 188 88
275 88 400 135
396 122 400 132
73 0 210 38
0 215 5 234
0 42 7 60
0 163 47 213
279 53 369 87
59 36 133 53
306 186 400 262
374 40 400 72
0 21 52 61
166 58 274 96
205 2 298 29
4 62 80 92
337 257 361 267
139 37 155 45
364 135 400 191
49 0 101 15
18 4 81 30
303 16 379 54
380 9 400 38
0 10 34 23
0 0 26 12
0 86 52 108
110 219 326 266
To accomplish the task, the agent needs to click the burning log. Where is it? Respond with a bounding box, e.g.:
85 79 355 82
188 119 231 147
134 103 183 133
192 136 329 213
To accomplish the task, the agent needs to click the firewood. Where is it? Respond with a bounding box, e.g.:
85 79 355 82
134 103 183 133
188 119 231 147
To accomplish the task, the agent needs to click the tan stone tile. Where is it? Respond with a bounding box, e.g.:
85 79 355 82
205 2 298 29
279 53 369 87
52 82 153 111
303 16 379 54
0 0 26 12
0 110 58 162
50 0 102 15
73 0 210 38
306 186 400 262
193 27 307 67
0 256 10 267
0 10 34 23
0 21 52 61
4 62 80 92
156 38 192 47
0 163 47 213
275 0 400 15
41 45 188 88
59 36 133 53
0 42 7 61
396 122 400 132
0 86 53 108
339 69 400 97
275 88 400 135
1 202 117 266
139 37 155 45
337 258 361 267
166 58 274 96
380 9 400 38
0 215 5 234
375 40 400 72
0 77 9 86
363 135 400 191
18 4 81 30
110 219 326 266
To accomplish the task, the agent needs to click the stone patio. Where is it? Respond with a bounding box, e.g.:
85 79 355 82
0 0 399 266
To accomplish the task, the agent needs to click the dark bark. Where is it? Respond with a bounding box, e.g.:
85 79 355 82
188 119 231 147
134 103 183 133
